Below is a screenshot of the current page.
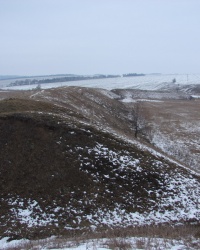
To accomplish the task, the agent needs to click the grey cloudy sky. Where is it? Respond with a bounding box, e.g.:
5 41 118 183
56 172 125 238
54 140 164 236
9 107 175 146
1 0 200 76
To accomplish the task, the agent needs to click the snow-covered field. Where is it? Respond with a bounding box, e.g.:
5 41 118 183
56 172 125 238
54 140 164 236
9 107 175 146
1 74 200 90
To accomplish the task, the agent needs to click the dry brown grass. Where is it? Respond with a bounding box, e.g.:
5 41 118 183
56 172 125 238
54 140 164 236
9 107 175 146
144 99 200 172
2 224 200 249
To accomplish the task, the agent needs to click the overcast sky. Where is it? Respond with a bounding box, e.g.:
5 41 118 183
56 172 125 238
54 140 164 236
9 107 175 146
1 0 200 76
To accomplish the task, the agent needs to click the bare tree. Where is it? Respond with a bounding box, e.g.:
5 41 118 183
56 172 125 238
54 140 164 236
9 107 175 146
172 78 176 83
35 83 41 90
131 102 150 139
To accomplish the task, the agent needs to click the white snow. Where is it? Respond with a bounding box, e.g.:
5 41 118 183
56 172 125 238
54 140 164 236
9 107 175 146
191 95 200 98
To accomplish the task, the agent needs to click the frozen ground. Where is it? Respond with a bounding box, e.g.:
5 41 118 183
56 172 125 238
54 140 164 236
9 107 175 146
1 74 200 91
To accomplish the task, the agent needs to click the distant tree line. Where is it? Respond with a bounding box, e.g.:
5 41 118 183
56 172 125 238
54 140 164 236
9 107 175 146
8 74 120 87
123 73 145 77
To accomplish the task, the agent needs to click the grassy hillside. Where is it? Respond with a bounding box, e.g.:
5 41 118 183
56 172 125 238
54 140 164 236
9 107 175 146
0 97 199 241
